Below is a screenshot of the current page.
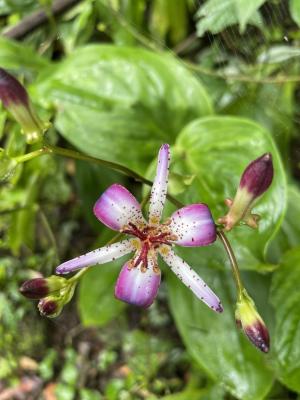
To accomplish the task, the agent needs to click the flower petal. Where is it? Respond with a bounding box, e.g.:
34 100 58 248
159 247 222 312
169 204 216 247
56 239 135 274
93 184 145 231
115 257 161 308
149 144 170 224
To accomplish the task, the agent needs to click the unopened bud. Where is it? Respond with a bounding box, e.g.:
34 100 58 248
0 148 17 181
38 297 62 318
20 276 66 299
20 275 76 318
0 68 49 143
235 290 270 353
218 153 273 231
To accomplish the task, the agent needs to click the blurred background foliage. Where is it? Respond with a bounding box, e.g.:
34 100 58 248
1 0 300 399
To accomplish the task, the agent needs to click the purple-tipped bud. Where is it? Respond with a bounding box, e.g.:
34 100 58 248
218 153 274 231
0 68 48 143
235 290 270 353
38 298 61 318
240 153 273 197
20 278 49 299
20 275 66 299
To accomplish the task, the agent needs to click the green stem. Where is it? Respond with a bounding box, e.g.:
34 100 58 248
14 146 50 163
216 229 244 297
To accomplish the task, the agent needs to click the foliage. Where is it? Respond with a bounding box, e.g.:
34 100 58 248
1 0 300 399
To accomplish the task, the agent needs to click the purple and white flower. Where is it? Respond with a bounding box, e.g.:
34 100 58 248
56 144 222 311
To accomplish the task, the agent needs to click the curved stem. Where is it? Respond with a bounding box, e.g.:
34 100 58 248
217 229 244 297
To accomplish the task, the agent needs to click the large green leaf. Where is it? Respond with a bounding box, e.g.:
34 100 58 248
33 45 212 173
170 116 286 271
78 258 125 327
167 268 274 400
235 0 266 31
270 247 300 393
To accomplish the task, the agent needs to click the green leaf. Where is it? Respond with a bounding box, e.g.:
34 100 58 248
33 45 212 173
171 116 286 271
0 37 48 72
257 45 300 64
270 247 300 393
235 0 266 31
196 0 263 37
167 269 274 400
267 185 300 263
78 259 125 327
290 0 300 27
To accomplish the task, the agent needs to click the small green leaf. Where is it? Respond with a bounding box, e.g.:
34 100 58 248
196 0 262 37
290 0 300 27
235 0 266 31
270 247 300 393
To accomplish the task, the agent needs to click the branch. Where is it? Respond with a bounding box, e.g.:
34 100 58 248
3 0 81 40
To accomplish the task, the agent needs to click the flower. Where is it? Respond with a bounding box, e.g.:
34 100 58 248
235 289 270 353
218 153 273 231
0 68 49 143
56 144 223 312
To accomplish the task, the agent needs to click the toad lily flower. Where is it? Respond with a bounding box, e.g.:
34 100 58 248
56 144 223 312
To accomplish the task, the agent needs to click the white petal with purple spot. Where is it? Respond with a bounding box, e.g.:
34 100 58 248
56 239 135 274
149 144 170 224
169 204 216 247
94 184 145 231
159 247 222 312
115 255 161 308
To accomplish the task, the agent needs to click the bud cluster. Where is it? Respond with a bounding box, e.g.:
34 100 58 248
20 275 76 318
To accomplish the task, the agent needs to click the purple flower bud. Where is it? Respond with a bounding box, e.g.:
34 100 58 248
38 298 60 317
240 153 273 198
20 275 66 299
218 153 274 231
235 290 270 353
20 278 49 299
0 68 48 143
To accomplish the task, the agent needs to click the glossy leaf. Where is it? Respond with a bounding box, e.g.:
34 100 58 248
78 259 125 327
33 45 212 172
167 268 274 400
270 247 300 392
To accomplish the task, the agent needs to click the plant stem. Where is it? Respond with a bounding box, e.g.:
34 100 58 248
216 229 244 296
14 147 50 163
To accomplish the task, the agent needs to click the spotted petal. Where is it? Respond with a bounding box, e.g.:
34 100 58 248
169 204 216 247
56 240 134 274
149 144 170 224
159 247 223 312
115 256 161 308
93 184 145 231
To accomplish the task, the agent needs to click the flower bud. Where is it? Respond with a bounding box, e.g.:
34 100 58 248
20 275 76 318
20 276 66 299
0 148 18 182
38 297 62 318
218 153 273 231
0 68 49 144
235 290 270 353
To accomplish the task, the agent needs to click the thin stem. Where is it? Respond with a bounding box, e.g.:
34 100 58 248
14 147 50 163
217 229 244 296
